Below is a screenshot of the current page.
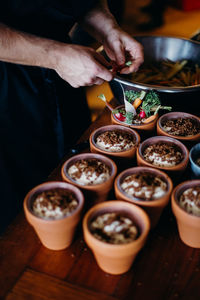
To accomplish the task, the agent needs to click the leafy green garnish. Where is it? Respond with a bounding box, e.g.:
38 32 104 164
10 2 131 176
141 91 160 117
125 90 142 103
125 61 132 66
125 112 133 124
98 94 106 102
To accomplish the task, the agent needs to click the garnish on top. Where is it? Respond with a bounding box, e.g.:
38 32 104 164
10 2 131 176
109 90 172 125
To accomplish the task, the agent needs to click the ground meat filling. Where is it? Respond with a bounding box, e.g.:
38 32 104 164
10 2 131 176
67 159 111 185
121 172 167 200
32 188 78 219
95 130 136 152
162 117 200 136
89 212 138 244
178 186 200 216
143 142 183 167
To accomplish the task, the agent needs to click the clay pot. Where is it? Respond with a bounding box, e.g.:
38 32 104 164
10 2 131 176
136 136 189 176
61 153 117 205
114 167 173 228
189 143 200 179
157 112 200 146
171 180 200 248
89 125 140 170
82 200 150 275
111 105 158 132
23 181 84 250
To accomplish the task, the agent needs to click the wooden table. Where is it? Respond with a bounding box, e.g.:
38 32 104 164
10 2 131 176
1 103 200 300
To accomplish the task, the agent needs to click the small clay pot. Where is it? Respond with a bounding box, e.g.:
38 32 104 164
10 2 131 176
171 180 200 248
89 125 140 169
189 143 200 179
24 181 84 250
61 153 117 205
111 105 158 132
82 200 150 275
136 136 189 176
157 112 200 145
114 167 173 228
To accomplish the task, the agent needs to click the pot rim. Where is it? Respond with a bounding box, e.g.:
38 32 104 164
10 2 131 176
61 153 117 189
138 136 189 171
157 112 200 140
115 166 173 206
83 200 150 251
23 181 84 223
90 124 140 155
171 179 200 221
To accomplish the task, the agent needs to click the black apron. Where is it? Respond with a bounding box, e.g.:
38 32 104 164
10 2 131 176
0 0 98 232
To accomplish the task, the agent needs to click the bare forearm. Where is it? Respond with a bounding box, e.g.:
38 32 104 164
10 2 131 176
79 0 119 43
0 23 58 69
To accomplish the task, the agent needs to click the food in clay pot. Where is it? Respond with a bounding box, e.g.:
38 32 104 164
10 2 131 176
114 167 173 228
171 180 200 248
98 91 172 127
32 188 79 219
67 158 111 186
61 153 117 205
89 212 138 244
157 112 200 144
137 136 189 178
94 129 136 152
142 141 184 168
23 181 84 250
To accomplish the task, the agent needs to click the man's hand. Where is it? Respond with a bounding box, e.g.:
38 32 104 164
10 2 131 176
79 0 144 75
102 27 144 74
53 44 113 88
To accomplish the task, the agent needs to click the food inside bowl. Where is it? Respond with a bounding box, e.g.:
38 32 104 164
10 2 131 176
178 186 200 216
161 117 200 137
109 90 172 125
89 212 138 244
124 60 200 87
143 142 183 167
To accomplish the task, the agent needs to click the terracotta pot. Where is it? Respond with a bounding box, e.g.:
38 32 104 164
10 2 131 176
90 125 140 170
82 200 150 275
136 136 189 176
61 153 117 205
114 167 173 228
157 112 200 146
24 181 84 250
171 180 200 248
111 105 158 132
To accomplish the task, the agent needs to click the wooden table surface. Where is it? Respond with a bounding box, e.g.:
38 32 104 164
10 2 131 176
1 102 200 300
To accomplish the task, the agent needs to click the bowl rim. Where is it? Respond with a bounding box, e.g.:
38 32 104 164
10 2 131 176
138 135 189 170
90 124 140 154
157 111 200 140
61 153 117 188
115 166 173 205
23 181 84 222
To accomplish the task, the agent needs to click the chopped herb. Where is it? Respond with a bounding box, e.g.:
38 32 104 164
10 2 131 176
125 112 133 124
141 91 160 117
125 61 132 66
125 90 142 103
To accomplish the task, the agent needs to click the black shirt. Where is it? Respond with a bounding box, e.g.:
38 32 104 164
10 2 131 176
0 0 98 232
